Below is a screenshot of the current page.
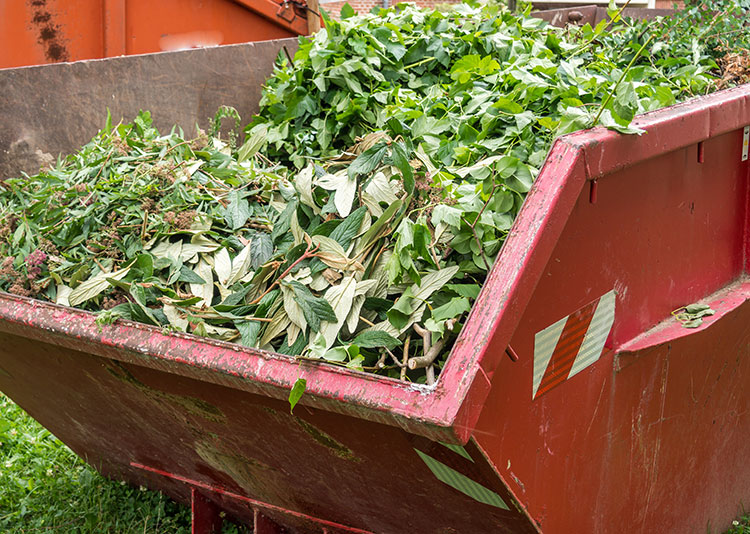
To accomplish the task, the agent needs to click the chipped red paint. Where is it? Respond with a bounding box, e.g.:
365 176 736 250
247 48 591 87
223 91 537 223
1 80 749 531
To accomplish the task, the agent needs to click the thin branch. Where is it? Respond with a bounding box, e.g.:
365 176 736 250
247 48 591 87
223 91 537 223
408 319 457 370
401 334 410 381
248 242 319 305
461 216 491 271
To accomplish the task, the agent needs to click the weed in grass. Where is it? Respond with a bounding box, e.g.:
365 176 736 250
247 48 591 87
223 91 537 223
728 514 750 534
0 394 248 533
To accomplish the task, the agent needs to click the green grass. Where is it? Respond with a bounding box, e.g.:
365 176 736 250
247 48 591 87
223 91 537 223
0 394 247 533
728 514 750 534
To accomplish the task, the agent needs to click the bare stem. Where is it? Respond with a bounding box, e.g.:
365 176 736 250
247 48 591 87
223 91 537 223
401 335 410 381
408 319 457 370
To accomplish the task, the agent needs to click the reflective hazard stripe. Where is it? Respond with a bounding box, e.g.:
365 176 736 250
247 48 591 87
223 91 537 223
415 449 509 510
440 442 473 461
533 290 616 399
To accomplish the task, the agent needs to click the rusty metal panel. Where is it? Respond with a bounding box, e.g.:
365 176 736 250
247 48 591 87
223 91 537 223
0 38 298 180
0 330 537 533
0 0 302 70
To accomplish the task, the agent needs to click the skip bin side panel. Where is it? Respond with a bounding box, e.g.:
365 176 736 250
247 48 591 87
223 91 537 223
0 331 537 533
472 124 750 531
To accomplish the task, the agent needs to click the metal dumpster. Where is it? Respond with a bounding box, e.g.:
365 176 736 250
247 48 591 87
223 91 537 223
0 0 311 69
1 38 750 534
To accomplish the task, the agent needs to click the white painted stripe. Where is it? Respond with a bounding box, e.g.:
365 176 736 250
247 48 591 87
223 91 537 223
533 315 567 399
568 290 616 379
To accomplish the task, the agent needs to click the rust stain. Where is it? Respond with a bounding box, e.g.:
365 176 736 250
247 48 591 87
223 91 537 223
262 406 360 461
28 0 70 62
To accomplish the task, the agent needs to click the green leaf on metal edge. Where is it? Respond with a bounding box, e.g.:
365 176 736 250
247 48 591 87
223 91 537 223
289 378 307 414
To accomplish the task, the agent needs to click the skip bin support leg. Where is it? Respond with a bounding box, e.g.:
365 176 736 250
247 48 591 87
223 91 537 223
254 509 285 533
192 487 223 534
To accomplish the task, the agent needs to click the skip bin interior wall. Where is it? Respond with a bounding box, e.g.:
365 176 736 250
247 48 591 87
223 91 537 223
0 38 298 181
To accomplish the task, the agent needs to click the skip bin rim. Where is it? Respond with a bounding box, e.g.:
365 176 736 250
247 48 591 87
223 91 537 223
1 84 749 445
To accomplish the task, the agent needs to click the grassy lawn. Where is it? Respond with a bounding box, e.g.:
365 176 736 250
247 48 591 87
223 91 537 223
0 394 248 533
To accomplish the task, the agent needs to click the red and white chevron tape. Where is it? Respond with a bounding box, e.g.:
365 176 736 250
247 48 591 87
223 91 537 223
532 290 616 399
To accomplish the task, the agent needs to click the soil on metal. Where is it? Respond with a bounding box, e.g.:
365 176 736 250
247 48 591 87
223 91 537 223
27 0 70 62
105 362 226 424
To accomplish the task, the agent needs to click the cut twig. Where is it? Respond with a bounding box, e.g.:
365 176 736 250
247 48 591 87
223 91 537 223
425 365 435 385
408 319 457 370
401 335 410 380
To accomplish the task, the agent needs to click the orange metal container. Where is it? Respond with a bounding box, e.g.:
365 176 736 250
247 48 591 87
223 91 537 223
0 0 308 69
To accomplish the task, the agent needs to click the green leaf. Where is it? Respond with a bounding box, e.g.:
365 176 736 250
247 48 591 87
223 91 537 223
612 82 639 123
236 320 262 347
288 378 306 414
431 297 470 322
178 265 206 284
249 233 274 270
69 267 131 307
288 281 338 332
237 125 267 162
352 330 401 349
340 2 356 18
322 347 349 361
446 283 481 299
390 142 414 194
329 206 367 249
271 200 298 243
225 191 251 230
348 142 388 179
